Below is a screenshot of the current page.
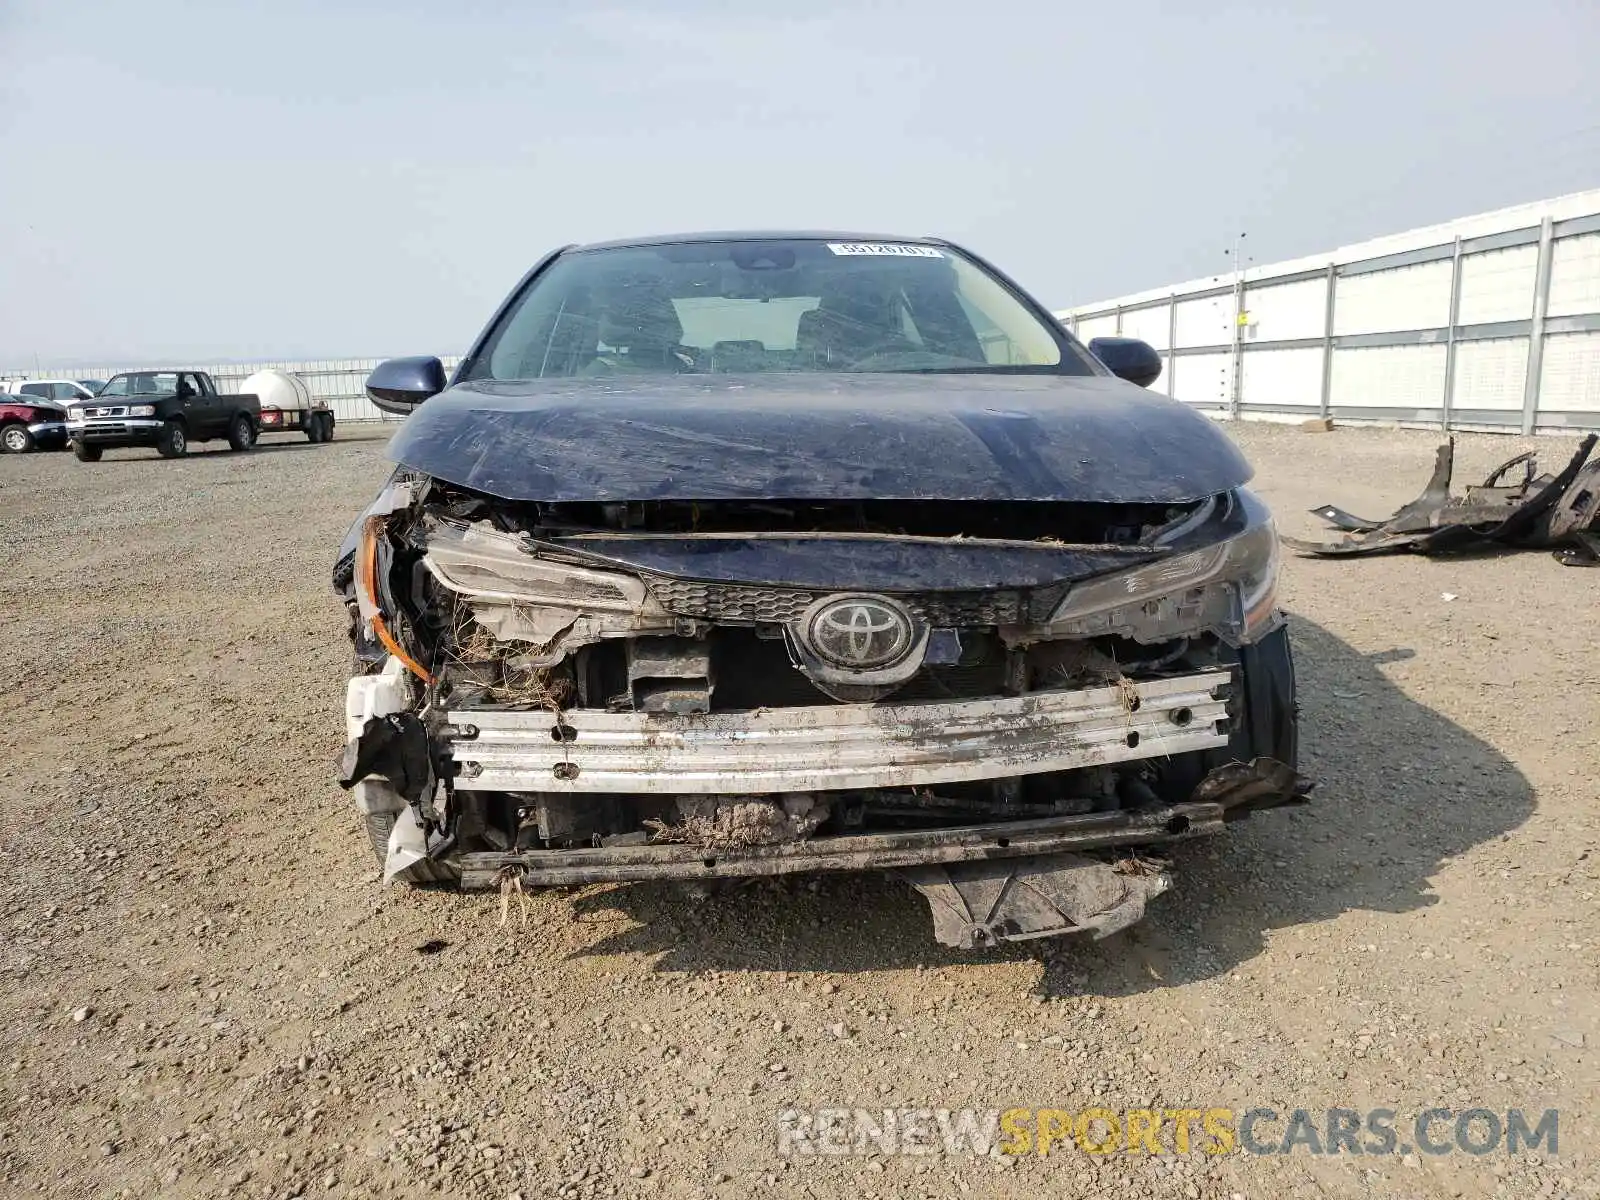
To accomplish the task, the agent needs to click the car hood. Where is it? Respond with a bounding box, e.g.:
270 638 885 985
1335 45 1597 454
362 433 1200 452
386 373 1252 504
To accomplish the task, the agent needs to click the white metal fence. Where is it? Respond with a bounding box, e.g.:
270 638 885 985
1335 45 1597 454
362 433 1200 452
1059 188 1600 433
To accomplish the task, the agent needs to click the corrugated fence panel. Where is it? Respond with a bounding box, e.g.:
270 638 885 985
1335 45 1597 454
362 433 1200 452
1118 305 1170 351
1148 362 1175 397
1171 351 1232 409
1243 278 1325 342
1330 344 1447 410
1333 261 1453 335
1241 347 1324 409
1452 338 1529 412
1539 331 1600 412
1173 295 1232 349
1548 233 1600 319
1073 313 1118 341
1456 245 1538 325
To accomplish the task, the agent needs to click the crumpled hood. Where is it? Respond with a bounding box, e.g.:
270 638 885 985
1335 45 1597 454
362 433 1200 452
386 373 1252 504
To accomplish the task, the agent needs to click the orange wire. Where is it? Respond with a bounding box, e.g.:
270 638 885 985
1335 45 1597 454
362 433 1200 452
359 517 434 684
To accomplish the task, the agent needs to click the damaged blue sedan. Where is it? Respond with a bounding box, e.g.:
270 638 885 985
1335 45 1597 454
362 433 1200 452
334 232 1306 948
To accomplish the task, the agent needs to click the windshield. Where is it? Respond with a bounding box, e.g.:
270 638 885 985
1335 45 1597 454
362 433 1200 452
464 239 1086 379
100 372 178 397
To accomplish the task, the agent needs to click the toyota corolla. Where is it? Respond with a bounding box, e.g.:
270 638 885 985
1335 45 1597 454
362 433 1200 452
334 232 1306 948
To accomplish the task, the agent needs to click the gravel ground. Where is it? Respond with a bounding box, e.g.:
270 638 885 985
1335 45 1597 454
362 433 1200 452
0 420 1595 1200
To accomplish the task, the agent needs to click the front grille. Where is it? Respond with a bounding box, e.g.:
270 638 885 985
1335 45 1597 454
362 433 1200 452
644 576 1060 628
649 578 815 623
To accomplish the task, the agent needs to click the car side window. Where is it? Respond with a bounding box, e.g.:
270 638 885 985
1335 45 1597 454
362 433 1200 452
53 383 81 401
19 383 49 398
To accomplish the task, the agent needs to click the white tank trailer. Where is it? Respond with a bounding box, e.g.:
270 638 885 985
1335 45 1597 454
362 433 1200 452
240 370 336 442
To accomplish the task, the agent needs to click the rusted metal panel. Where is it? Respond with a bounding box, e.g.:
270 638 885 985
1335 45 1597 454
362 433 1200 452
457 801 1226 888
445 670 1231 795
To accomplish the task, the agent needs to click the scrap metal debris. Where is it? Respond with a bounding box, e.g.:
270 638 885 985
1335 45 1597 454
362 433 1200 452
903 853 1172 949
1284 434 1600 565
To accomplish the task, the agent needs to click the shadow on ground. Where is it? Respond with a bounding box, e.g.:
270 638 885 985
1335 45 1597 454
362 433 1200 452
566 615 1534 989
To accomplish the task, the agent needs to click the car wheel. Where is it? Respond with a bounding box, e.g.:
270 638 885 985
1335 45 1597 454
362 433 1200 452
362 812 459 886
157 422 188 458
72 441 103 462
1 424 32 454
227 414 256 452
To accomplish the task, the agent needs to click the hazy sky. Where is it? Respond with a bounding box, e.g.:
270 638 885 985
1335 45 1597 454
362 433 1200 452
2 0 1597 366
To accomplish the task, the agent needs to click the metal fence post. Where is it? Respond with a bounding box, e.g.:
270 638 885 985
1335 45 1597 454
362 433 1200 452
1441 236 1463 431
1230 281 1244 419
1319 264 1337 418
1166 294 1179 398
1522 216 1555 434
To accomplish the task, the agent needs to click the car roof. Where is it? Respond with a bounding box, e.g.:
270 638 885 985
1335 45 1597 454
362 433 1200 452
572 230 949 252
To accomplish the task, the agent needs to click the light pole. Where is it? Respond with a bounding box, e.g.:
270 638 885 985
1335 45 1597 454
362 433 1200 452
1226 232 1249 417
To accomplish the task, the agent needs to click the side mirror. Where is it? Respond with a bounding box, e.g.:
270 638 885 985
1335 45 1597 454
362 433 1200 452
367 356 447 415
1087 336 1163 388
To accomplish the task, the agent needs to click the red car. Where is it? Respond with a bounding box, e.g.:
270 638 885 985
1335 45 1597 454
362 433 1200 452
0 397 69 454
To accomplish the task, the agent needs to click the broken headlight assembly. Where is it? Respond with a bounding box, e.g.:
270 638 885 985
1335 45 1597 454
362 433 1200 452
421 520 652 614
1046 489 1281 644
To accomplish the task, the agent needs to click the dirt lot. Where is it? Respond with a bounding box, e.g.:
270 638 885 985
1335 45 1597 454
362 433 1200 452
0 421 1595 1200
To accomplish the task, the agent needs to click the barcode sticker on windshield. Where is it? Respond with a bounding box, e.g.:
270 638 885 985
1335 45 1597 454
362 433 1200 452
826 242 944 258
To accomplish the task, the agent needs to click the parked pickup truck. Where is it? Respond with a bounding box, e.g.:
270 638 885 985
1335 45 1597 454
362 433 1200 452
67 370 261 461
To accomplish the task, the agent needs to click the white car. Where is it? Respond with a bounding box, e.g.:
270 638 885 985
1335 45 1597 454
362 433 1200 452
1 379 100 403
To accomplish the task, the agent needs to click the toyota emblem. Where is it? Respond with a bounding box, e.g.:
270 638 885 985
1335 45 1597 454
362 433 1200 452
806 596 914 669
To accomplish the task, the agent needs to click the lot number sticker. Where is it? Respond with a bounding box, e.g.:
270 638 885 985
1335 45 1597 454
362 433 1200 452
826 243 944 258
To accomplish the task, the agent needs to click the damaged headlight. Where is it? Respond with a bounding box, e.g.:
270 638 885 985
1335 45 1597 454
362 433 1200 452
422 520 651 615
1048 490 1280 643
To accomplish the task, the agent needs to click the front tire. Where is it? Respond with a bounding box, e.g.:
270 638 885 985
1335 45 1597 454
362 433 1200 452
2 424 33 454
72 441 103 462
227 414 256 452
157 422 188 458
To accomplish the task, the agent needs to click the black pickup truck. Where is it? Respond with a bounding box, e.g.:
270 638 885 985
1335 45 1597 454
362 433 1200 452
66 371 261 461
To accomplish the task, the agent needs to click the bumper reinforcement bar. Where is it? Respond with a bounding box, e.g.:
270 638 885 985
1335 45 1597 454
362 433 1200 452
443 669 1232 795
458 801 1226 888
